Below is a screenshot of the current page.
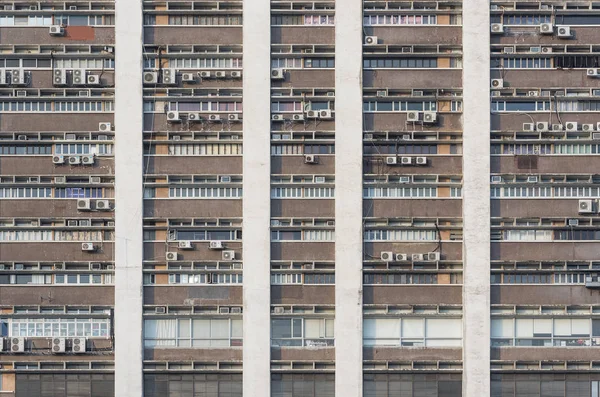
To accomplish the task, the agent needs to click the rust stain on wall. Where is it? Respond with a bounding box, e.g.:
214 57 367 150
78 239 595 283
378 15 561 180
65 26 95 40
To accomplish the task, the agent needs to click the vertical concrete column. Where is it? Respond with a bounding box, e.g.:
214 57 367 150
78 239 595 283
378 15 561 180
114 0 144 395
335 1 364 396
462 1 491 396
242 0 271 395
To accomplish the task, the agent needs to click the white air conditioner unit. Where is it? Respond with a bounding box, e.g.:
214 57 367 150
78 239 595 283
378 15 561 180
228 114 240 122
407 111 420 122
304 155 318 164
292 114 304 121
593 132 600 140
529 46 541 53
557 26 571 38
536 122 549 132
154 306 166 314
69 156 81 165
386 156 398 165
274 307 285 314
565 122 578 132
161 69 176 85
52 338 66 353
491 79 503 88
364 133 374 140
95 200 111 210
412 254 424 262
90 263 102 270
10 337 24 353
416 157 427 165
376 90 387 97
81 243 96 252
552 124 563 131
527 176 538 183
86 74 100 86
72 69 86 85
522 123 535 132
49 25 64 36
503 46 515 54
71 338 86 353
222 250 235 260
186 112 201 122
582 124 595 132
587 68 600 77
579 199 595 214
219 175 232 183
365 36 378 45
81 155 94 165
215 71 226 78
178 241 193 249
395 254 408 261
199 71 211 79
399 176 411 184
0 69 7 86
319 109 333 119
307 110 319 119
491 24 504 34
528 91 539 97
99 122 112 132
568 218 579 227
315 176 326 183
181 73 195 83
230 71 242 78
143 71 158 84
209 241 224 250
381 251 394 262
10 69 25 85
271 68 285 80
55 176 66 184
53 69 67 86
540 23 554 34
53 155 65 164
219 307 230 314
166 252 178 261
167 111 181 122
542 47 553 54
401 157 413 165
402 134 412 140
491 175 503 184
209 114 221 122
425 252 440 261
272 114 284 121
77 199 91 211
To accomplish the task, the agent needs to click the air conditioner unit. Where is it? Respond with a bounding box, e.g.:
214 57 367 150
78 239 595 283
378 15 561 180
209 241 224 250
523 123 535 132
69 156 81 165
412 254 424 262
557 26 571 38
274 307 285 314
90 263 102 270
99 122 112 132
161 69 176 85
68 220 79 227
491 79 503 88
77 199 91 211
365 36 378 45
52 155 65 164
0 69 6 86
231 307 242 314
401 157 413 165
228 114 240 122
86 74 100 86
402 134 412 140
594 132 600 140
166 252 177 261
307 110 319 118
10 337 24 353
540 23 554 34
222 250 235 260
55 176 66 184
293 114 304 121
565 122 578 131
53 69 67 86
503 46 515 54
81 155 94 165
527 91 539 97
143 71 158 84
416 157 427 165
364 133 374 140
386 156 398 165
527 176 538 183
529 46 541 53
49 25 64 36
66 134 77 140
395 254 408 261
491 23 504 34
315 176 326 183
399 176 411 184
167 111 181 122
425 252 441 261
582 124 595 132
536 122 549 132
199 71 211 79
219 175 232 183
271 68 285 80
95 200 111 210
10 69 25 85
178 241 193 249
209 114 221 122
230 71 242 78
187 113 202 122
81 243 96 251
587 69 600 77
407 111 420 122
71 338 86 353
376 90 387 97
568 218 579 227
271 114 284 121
381 251 394 262
52 338 66 353
72 69 86 85
579 199 595 214
319 109 333 119
542 47 553 54
304 155 318 164
155 306 166 314
215 71 226 78
552 124 563 131
491 176 502 183
53 262 64 270
181 73 195 83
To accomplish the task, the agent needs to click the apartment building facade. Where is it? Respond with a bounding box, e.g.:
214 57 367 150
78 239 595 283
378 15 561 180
0 0 599 396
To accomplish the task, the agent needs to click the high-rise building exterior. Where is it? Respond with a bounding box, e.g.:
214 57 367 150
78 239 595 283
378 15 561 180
1 0 600 396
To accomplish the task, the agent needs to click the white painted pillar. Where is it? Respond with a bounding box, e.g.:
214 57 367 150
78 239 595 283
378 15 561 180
462 1 491 396
242 0 272 395
335 1 364 396
114 0 144 395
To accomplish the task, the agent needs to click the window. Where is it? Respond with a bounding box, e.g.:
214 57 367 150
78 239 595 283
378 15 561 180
55 144 113 156
272 374 335 397
363 317 462 347
271 230 334 242
363 100 439 112
491 318 600 347
364 229 438 241
143 318 242 347
169 187 243 199
271 318 334 347
364 373 462 397
168 143 242 156
363 58 440 69
363 14 439 25
144 374 241 397
271 187 334 198
4 318 110 337
168 273 242 285
363 187 437 198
